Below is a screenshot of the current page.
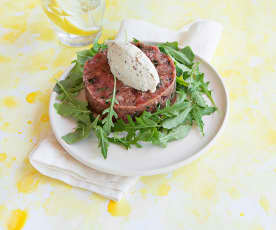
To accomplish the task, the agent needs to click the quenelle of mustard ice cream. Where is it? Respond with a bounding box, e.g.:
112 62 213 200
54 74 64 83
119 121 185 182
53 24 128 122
107 41 160 93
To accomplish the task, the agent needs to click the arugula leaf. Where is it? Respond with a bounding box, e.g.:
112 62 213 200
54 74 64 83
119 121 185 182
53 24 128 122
180 46 194 62
102 76 118 134
76 38 107 67
55 37 107 100
185 113 193 125
134 127 163 147
91 116 109 159
191 105 204 135
55 74 109 158
76 49 94 67
112 113 161 148
160 45 192 66
62 122 93 144
54 82 91 123
162 41 179 50
113 113 159 132
135 128 157 142
174 90 187 104
54 62 83 99
161 103 192 129
153 92 187 116
200 106 217 116
97 128 109 159
189 88 207 107
112 95 192 147
92 42 107 54
135 114 158 127
176 75 189 87
159 124 192 144
54 102 91 124
108 136 131 149
198 77 215 106
190 63 215 106
175 62 191 75
132 38 139 42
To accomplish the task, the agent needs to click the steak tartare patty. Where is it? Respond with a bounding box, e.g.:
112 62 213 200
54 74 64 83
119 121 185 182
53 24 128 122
83 42 176 121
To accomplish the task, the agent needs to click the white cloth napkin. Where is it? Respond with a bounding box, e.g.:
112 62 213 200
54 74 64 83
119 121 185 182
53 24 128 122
29 19 222 201
116 19 223 62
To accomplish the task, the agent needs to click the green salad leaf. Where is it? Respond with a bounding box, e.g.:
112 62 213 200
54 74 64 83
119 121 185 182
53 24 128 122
101 76 118 134
91 116 109 159
76 50 94 67
181 46 195 62
62 122 94 144
159 43 192 66
158 124 192 145
53 39 217 159
108 136 131 149
54 81 91 124
54 35 107 100
161 103 192 129
192 105 204 135
132 38 139 43
54 62 84 101
76 40 107 67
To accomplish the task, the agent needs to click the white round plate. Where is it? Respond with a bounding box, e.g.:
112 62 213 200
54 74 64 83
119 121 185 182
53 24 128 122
49 45 229 176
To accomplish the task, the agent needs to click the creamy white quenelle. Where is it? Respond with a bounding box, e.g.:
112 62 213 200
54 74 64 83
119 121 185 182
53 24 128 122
107 41 160 93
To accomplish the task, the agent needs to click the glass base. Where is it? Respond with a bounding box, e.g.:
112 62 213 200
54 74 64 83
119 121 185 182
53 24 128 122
56 30 102 47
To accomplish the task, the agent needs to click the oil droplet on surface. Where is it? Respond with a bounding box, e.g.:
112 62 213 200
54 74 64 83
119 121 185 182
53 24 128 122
107 199 131 217
266 130 276 145
26 91 41 104
6 209 27 230
191 208 211 223
1 30 26 44
156 183 171 196
0 153 7 162
6 157 16 168
0 55 11 63
40 113 49 123
251 225 264 230
3 96 18 108
192 209 200 217
37 89 51 107
259 196 269 214
199 184 217 200
240 212 245 216
227 187 240 199
27 120 32 125
17 172 40 194
0 122 11 132
140 188 148 199
139 174 170 197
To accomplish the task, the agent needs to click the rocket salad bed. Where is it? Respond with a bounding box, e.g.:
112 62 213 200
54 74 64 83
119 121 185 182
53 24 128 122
53 38 217 159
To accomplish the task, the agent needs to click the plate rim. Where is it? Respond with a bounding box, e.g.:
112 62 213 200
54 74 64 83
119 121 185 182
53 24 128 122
49 45 229 176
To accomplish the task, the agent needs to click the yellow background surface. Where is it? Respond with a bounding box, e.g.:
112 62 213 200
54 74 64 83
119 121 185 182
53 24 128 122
0 0 276 229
